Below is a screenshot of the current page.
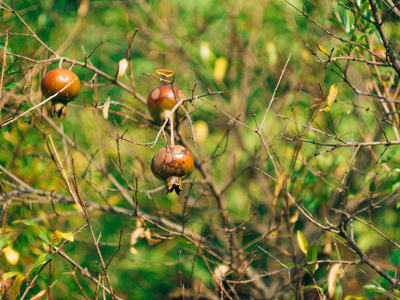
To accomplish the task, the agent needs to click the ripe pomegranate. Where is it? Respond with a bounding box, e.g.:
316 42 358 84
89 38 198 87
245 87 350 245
41 68 81 117
147 85 187 124
151 145 194 194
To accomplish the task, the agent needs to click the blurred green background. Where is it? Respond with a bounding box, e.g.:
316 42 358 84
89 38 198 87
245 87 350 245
1 0 400 299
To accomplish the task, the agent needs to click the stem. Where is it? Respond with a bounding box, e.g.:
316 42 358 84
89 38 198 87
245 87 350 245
169 114 175 145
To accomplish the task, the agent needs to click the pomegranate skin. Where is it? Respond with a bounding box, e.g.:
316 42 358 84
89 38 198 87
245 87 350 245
41 68 81 117
147 85 187 124
151 145 194 194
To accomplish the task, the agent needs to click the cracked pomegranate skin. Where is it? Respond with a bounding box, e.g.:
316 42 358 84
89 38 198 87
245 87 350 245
41 68 81 103
147 85 187 124
151 145 194 194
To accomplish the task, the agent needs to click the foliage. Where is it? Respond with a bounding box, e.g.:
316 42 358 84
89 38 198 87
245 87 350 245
0 0 400 299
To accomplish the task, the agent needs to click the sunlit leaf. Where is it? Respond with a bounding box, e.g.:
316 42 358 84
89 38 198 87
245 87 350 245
316 43 329 56
297 230 308 255
319 106 331 112
3 246 19 265
155 69 175 77
28 253 53 277
54 230 74 242
327 84 338 108
213 57 228 82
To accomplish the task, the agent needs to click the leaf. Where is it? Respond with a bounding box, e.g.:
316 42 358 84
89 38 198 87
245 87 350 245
327 84 338 108
339 131 353 139
54 230 74 242
363 284 387 295
155 69 175 77
303 285 323 292
116 58 128 80
344 296 367 300
2 272 22 281
11 275 25 300
12 220 50 245
328 264 342 298
306 245 319 273
319 106 331 112
344 10 355 35
213 57 228 82
103 97 111 119
297 230 308 255
1 82 20 90
28 253 53 277
3 246 19 265
316 43 329 56
143 228 162 246
30 289 47 300
332 109 350 121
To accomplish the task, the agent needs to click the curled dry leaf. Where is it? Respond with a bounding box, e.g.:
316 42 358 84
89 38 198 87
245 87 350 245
328 263 342 299
155 69 175 77
103 96 111 119
214 265 229 281
116 58 129 80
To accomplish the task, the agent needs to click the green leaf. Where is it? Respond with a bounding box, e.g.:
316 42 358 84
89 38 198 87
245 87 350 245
11 275 25 300
338 131 353 139
1 82 20 90
344 10 355 35
306 245 319 273
2 272 22 281
29 253 53 277
297 230 308 255
332 109 350 121
12 220 50 244
304 285 323 292
363 284 388 295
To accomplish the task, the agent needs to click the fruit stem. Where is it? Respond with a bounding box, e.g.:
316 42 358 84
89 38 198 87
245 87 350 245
58 57 64 68
169 114 175 145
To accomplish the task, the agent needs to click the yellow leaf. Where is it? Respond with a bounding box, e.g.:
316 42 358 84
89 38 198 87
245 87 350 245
316 43 329 56
116 58 128 80
214 57 228 82
54 230 74 242
297 230 308 255
327 84 338 108
194 120 209 144
11 275 25 300
319 106 331 112
3 246 19 265
328 264 342 298
155 69 175 77
103 97 111 119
